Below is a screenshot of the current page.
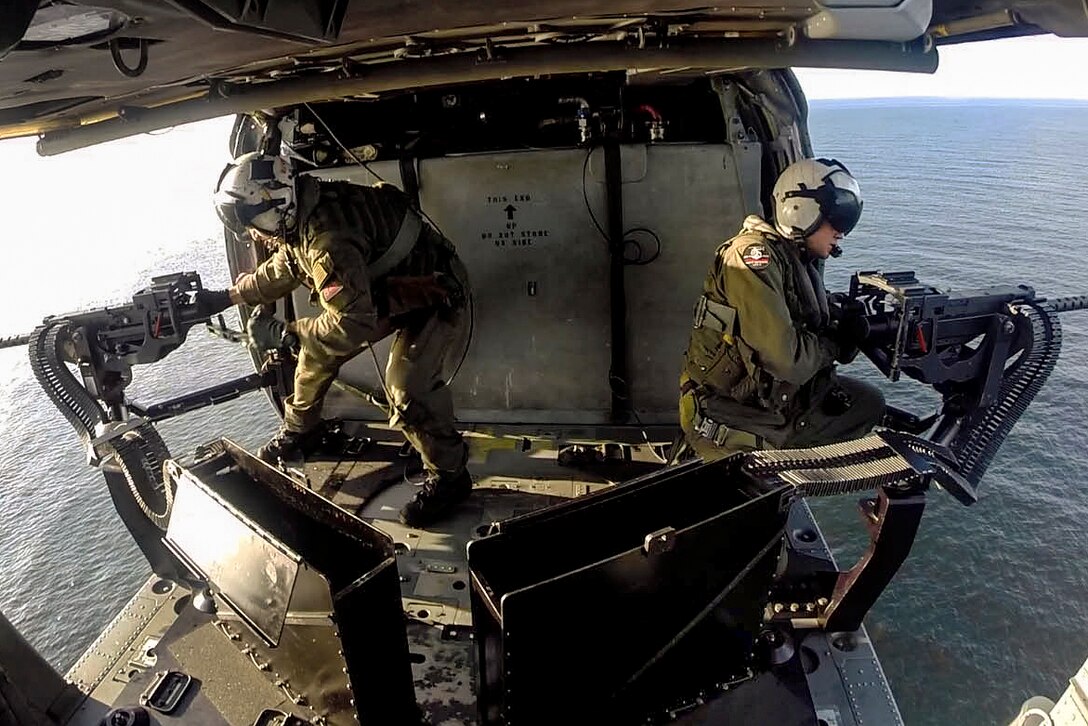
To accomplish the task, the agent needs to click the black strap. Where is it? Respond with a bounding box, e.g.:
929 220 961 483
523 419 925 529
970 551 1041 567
399 157 420 209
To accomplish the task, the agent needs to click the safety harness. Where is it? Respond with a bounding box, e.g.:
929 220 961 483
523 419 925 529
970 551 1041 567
683 218 823 447
368 208 423 280
692 295 737 337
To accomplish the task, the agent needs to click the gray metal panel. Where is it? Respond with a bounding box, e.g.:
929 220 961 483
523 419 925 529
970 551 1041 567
164 471 302 647
299 144 762 428
420 149 614 418
310 150 616 422
622 142 763 419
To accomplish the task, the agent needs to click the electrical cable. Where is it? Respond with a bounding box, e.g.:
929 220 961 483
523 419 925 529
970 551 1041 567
605 370 670 464
303 103 384 180
369 345 393 412
622 227 662 266
582 146 610 242
581 146 663 266
581 144 665 455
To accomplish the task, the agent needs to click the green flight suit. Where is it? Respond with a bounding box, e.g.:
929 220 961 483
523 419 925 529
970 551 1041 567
235 176 470 475
679 215 883 461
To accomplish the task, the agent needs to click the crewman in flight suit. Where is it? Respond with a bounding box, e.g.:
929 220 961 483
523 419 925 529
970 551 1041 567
678 157 884 461
202 151 472 527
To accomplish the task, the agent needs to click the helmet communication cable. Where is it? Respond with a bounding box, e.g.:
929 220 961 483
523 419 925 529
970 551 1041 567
581 147 662 265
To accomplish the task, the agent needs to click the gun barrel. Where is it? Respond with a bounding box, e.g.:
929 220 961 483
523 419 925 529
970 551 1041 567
0 334 30 350
1046 295 1088 313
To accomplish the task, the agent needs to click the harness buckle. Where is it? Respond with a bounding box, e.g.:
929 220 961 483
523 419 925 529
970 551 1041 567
694 409 730 446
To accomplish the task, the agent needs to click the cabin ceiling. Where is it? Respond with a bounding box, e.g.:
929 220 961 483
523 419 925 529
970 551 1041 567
0 0 1084 151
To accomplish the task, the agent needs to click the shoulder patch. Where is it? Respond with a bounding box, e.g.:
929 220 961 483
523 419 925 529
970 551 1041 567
311 254 332 289
740 243 770 270
321 280 344 302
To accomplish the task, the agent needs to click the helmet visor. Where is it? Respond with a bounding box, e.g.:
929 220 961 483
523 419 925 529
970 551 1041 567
821 188 863 236
215 199 249 235
214 197 279 236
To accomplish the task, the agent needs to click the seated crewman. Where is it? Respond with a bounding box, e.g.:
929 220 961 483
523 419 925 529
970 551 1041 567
678 158 884 461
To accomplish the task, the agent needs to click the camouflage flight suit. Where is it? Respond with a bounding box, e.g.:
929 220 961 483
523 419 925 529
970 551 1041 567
679 215 884 462
234 176 470 475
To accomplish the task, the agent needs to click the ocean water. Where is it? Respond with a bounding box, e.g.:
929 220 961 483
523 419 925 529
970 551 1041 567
809 99 1088 725
0 101 1086 725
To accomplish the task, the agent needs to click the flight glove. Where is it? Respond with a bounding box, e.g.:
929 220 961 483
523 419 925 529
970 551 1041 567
247 305 298 352
193 288 232 318
827 328 860 365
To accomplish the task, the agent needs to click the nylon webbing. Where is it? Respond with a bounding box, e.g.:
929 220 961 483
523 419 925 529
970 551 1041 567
369 208 422 279
693 295 737 334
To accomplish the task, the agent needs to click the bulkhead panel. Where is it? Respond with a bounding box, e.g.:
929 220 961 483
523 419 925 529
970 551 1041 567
301 141 762 430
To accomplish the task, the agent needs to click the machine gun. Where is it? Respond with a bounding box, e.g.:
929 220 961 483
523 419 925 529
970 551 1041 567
31 272 270 430
831 270 1088 503
27 272 273 576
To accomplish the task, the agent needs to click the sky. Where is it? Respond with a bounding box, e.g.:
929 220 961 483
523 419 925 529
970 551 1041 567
0 32 1084 335
795 35 1088 99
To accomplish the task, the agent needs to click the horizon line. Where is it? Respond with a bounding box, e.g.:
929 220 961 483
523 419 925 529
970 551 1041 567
806 95 1088 103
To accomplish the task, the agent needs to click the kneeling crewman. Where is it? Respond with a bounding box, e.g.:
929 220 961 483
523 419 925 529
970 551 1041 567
679 157 884 461
206 152 472 527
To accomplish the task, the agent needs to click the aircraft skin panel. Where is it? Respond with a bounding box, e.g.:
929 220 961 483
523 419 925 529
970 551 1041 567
1 0 1085 145
421 149 614 414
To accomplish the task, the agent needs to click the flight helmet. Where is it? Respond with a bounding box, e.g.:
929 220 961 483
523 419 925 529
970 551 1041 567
214 152 297 236
772 158 863 239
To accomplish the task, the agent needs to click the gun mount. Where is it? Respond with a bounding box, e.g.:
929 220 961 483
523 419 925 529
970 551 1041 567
27 272 272 577
834 270 1088 501
18 266 1086 723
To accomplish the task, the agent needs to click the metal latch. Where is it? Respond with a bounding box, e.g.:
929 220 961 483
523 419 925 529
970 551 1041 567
643 526 677 556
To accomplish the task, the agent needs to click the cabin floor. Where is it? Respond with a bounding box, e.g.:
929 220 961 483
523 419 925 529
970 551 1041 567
62 430 902 726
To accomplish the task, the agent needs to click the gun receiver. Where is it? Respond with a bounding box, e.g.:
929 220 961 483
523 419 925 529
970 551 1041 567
27 271 274 574
46 272 212 411
846 271 1039 402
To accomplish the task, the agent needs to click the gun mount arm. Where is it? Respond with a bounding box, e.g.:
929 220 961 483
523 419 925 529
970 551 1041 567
746 431 973 632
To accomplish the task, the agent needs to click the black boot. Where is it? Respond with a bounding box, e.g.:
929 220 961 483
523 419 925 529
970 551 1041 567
256 426 323 463
399 469 473 527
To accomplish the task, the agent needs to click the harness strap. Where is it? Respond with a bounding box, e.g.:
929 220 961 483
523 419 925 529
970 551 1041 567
691 402 731 446
369 208 423 280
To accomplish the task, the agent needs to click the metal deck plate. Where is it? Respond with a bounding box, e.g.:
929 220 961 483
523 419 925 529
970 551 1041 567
62 437 903 725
